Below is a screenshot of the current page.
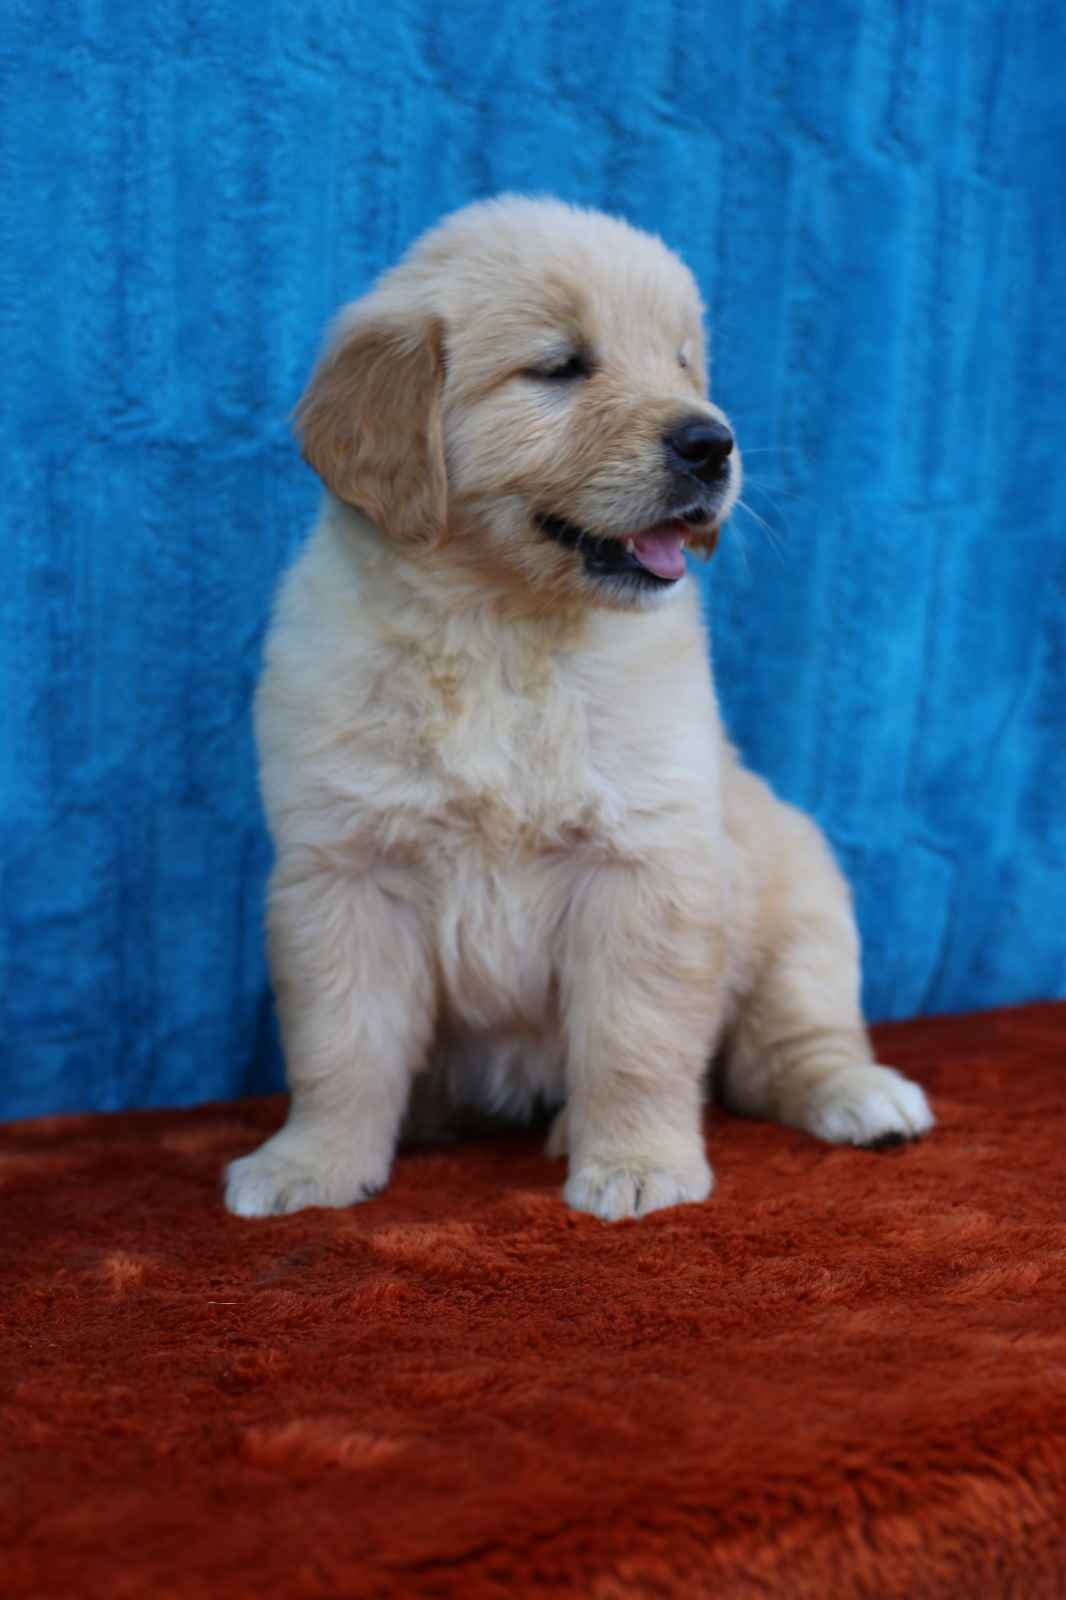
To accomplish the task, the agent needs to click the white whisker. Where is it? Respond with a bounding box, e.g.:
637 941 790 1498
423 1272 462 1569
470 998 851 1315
747 485 804 503
744 482 800 521
726 516 752 580
736 497 788 563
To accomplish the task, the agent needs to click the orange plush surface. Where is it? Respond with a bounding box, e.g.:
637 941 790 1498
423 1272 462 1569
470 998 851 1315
3 1004 1066 1599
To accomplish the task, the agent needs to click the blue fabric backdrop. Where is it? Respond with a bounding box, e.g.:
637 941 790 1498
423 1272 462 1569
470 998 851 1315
3 2 1064 1118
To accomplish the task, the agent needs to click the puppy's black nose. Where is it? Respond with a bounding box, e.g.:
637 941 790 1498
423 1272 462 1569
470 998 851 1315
666 417 734 483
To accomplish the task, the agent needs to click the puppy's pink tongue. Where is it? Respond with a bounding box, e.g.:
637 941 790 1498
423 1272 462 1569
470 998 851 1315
631 522 687 580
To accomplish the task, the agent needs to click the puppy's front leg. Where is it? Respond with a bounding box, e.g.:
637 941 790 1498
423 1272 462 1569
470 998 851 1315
225 861 434 1217
560 860 721 1222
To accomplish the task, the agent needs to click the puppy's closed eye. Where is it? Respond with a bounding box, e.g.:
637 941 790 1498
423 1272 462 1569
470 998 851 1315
524 351 593 383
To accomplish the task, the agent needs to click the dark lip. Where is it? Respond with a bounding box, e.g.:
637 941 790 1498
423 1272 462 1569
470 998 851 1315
534 513 677 585
535 501 719 585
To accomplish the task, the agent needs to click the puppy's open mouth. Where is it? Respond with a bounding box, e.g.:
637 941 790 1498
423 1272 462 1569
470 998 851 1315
535 507 720 586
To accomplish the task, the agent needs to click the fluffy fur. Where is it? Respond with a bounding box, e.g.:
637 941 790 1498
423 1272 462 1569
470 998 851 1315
225 196 932 1223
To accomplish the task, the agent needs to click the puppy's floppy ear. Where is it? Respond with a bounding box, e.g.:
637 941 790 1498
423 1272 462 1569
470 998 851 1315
294 297 447 546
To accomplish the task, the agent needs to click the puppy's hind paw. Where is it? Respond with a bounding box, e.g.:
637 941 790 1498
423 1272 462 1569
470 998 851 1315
799 1063 934 1148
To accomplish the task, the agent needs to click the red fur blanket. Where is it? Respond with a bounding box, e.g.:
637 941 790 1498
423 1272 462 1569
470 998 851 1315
3 1004 1065 1598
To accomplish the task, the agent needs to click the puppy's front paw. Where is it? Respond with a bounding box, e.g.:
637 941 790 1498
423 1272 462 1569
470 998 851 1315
798 1063 934 1148
564 1151 713 1222
224 1131 386 1218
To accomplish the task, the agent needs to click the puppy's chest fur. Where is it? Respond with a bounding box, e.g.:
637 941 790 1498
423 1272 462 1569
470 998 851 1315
261 526 722 1036
408 633 621 855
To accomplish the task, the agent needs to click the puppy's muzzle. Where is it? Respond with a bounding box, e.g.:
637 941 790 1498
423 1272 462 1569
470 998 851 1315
665 417 734 486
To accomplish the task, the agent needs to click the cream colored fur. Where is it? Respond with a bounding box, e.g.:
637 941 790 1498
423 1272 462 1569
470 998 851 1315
225 197 932 1224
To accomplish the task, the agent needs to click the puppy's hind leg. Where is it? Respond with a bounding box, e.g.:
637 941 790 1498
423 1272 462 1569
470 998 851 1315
225 860 434 1217
721 803 933 1147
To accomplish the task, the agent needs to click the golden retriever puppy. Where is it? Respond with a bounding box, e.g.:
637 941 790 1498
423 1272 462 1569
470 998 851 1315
225 196 933 1223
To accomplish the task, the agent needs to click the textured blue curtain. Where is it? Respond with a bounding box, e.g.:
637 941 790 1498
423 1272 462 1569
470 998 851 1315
3 2 1064 1117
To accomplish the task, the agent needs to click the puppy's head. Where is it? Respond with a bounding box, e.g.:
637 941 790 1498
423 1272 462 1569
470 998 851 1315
296 197 741 610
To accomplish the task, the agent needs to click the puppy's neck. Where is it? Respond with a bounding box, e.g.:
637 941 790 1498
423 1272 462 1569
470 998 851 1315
328 498 594 646
321 500 701 698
